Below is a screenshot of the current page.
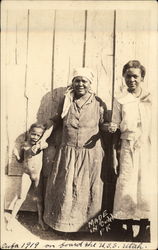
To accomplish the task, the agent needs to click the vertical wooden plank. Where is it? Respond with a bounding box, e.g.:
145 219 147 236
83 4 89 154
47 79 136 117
115 10 151 95
15 11 29 66
82 10 87 68
53 10 85 89
147 10 157 95
26 10 55 129
5 10 17 65
6 10 28 175
134 10 150 88
1 9 9 176
85 10 114 110
111 10 116 114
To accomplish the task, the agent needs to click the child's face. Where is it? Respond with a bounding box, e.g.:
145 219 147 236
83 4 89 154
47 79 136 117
29 127 44 145
124 68 143 92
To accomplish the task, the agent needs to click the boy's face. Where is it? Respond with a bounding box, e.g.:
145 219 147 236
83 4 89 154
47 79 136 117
29 127 44 145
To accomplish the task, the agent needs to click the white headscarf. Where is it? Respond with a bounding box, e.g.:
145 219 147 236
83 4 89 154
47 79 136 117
61 67 94 118
71 67 94 83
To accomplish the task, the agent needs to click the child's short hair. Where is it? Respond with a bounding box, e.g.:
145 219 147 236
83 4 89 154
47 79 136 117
29 123 46 133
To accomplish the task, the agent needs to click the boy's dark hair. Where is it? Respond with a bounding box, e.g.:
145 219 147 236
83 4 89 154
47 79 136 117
122 60 146 78
29 123 46 133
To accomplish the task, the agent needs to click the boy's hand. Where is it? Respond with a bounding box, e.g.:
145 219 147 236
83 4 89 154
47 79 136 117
38 140 48 150
31 144 40 154
31 140 48 154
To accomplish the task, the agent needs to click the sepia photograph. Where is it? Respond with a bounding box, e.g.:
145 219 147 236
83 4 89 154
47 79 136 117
1 0 158 249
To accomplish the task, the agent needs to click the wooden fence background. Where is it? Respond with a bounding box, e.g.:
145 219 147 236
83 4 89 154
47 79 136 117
2 7 153 211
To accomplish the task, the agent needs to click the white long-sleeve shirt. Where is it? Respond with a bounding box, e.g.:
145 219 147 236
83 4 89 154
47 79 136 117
112 89 151 142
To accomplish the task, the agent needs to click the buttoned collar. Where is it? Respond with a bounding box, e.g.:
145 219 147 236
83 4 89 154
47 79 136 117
74 93 95 108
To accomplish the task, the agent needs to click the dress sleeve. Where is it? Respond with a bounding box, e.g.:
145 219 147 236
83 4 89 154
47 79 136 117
97 97 108 124
112 98 122 127
47 97 64 129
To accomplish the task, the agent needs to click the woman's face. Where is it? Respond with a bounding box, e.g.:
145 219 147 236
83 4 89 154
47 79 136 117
72 76 91 97
124 68 143 92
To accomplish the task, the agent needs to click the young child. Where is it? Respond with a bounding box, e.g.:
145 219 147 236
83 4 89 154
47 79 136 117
6 123 48 231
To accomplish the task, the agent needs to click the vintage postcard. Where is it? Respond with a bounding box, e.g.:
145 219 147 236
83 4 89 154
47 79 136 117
1 0 157 249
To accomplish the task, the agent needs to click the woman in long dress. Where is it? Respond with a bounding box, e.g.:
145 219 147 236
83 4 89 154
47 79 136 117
43 67 108 232
108 60 151 240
